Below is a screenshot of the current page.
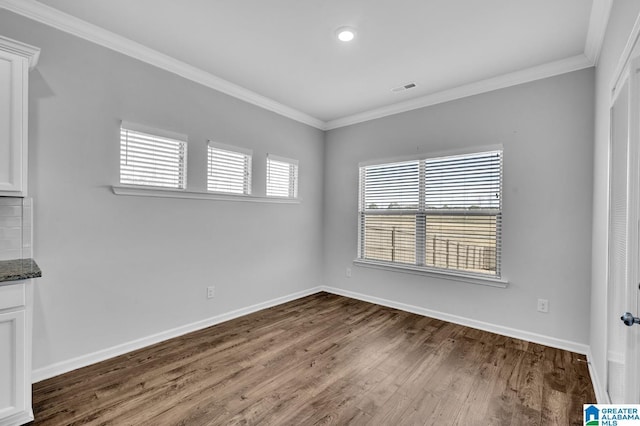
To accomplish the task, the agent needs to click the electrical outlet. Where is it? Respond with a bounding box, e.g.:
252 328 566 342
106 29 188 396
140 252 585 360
537 298 549 313
207 286 215 299
346 267 352 278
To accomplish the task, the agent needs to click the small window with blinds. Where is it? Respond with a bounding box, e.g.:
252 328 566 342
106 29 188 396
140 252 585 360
120 122 187 189
207 142 252 195
266 154 299 198
358 150 503 278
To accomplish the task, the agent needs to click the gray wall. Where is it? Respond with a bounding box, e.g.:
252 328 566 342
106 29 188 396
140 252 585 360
591 0 640 397
324 69 594 346
0 11 325 372
0 8 598 377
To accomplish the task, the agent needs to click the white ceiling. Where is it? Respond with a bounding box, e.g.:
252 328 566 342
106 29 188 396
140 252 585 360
5 0 605 129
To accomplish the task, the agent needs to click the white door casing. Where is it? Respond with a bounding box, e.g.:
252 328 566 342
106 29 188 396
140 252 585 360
606 55 640 404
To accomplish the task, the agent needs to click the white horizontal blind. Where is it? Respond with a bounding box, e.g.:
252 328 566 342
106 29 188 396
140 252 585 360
361 160 419 210
207 143 252 194
424 151 501 274
359 150 502 277
267 155 298 198
360 160 420 265
120 125 187 189
362 214 417 265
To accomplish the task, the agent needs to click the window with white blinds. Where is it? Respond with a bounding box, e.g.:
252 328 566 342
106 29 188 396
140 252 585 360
207 142 252 195
358 150 503 277
120 123 187 189
266 154 298 198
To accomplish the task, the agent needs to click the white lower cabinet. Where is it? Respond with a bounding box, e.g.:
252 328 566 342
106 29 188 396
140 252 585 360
0 281 33 426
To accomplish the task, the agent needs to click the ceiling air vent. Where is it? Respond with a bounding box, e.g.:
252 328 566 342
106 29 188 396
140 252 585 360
392 82 417 93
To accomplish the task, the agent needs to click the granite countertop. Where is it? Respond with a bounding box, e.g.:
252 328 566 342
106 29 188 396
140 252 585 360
0 258 42 284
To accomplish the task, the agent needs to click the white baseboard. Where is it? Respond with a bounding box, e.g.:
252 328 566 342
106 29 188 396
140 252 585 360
33 285 594 386
0 410 33 426
31 286 323 383
321 286 590 355
586 347 609 403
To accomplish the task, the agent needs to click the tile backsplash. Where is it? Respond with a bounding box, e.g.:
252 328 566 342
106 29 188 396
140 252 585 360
0 197 32 260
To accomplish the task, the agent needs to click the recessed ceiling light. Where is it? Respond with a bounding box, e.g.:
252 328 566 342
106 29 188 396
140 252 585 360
336 27 356 42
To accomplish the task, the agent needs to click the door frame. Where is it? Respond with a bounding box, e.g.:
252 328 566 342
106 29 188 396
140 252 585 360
628 55 640 403
606 48 640 403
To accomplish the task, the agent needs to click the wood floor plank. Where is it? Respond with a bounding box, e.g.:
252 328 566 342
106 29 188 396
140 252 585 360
30 292 596 425
509 351 545 426
482 342 527 425
449 341 507 424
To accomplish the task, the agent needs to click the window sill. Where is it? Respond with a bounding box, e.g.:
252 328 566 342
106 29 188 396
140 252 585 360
352 259 508 288
112 185 301 204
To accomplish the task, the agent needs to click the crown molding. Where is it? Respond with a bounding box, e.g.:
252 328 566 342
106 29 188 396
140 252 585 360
0 34 40 68
609 7 640 97
0 0 326 130
1 0 601 132
584 0 613 65
325 54 594 130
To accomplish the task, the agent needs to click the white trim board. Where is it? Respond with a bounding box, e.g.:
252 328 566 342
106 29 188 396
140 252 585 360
610 10 640 96
325 54 594 130
111 185 301 204
585 0 614 65
31 286 323 383
0 35 40 68
321 286 590 355
0 0 325 130
32 284 594 387
587 347 609 404
2 0 597 130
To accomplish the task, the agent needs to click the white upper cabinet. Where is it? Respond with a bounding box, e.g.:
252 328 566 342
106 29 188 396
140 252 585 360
0 37 39 197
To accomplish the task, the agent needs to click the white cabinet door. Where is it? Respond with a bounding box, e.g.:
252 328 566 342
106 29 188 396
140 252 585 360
0 50 26 196
0 309 26 422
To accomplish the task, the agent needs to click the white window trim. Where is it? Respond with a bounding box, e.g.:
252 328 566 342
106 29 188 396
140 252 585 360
358 144 504 168
112 185 301 204
352 259 508 288
208 141 253 157
121 121 188 143
120 121 188 190
266 153 299 199
267 153 299 166
207 141 253 195
356 146 505 286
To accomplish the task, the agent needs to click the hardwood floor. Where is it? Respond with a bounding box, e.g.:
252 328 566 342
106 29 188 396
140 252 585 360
30 292 595 425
